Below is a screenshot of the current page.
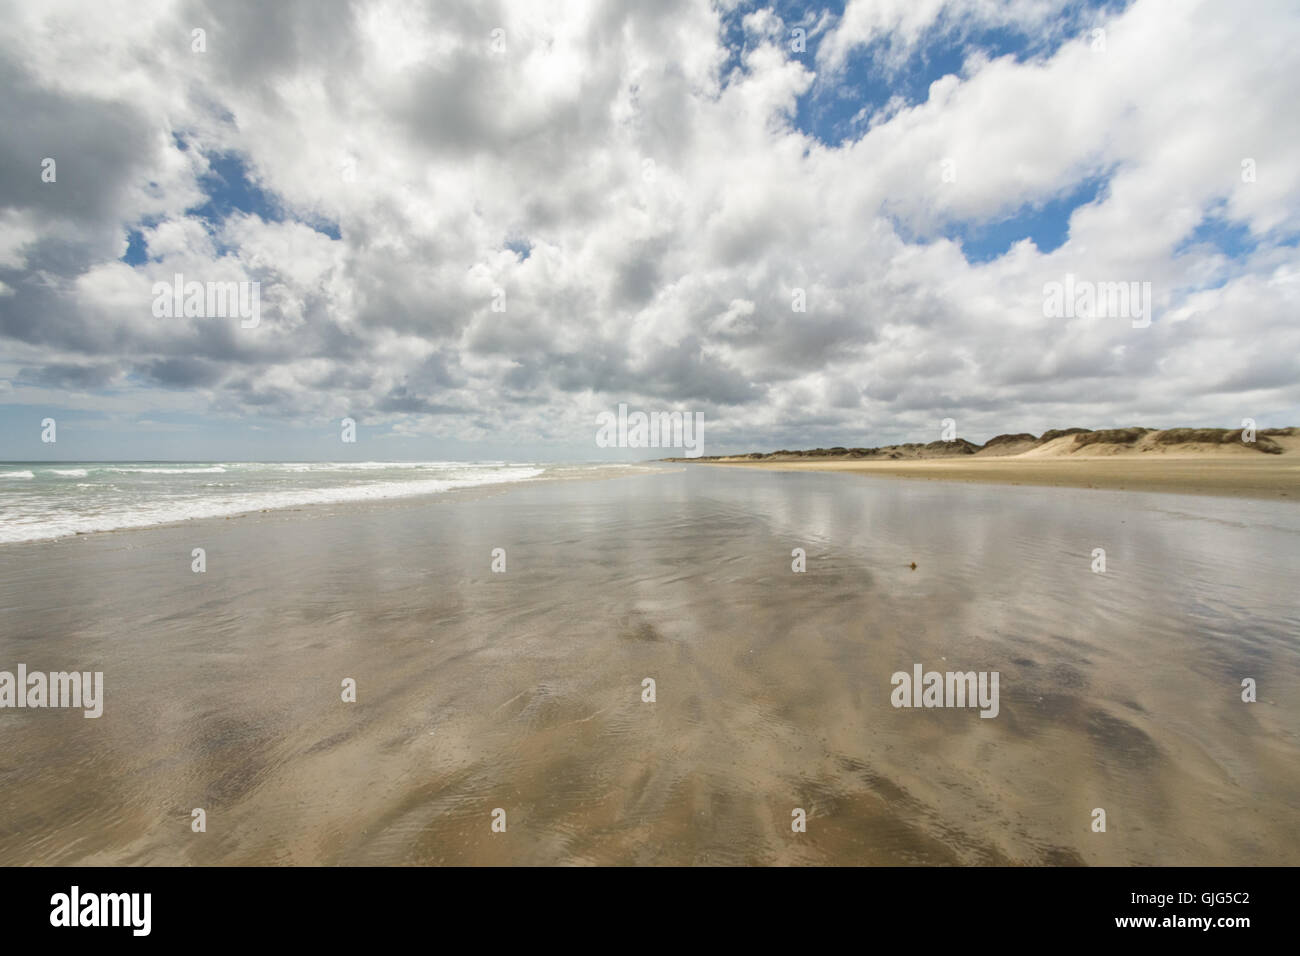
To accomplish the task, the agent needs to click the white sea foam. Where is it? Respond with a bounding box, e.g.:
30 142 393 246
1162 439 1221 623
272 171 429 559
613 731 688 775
0 462 550 544
107 466 228 474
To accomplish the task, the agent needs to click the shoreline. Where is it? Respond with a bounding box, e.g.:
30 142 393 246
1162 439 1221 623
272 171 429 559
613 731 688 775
692 456 1300 501
0 462 665 548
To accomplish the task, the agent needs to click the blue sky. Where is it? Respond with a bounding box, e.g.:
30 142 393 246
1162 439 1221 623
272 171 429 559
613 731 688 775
2 0 1297 461
131 1 1136 275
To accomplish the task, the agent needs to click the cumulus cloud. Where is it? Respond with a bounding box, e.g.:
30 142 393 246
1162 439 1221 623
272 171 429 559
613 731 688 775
0 0 1297 454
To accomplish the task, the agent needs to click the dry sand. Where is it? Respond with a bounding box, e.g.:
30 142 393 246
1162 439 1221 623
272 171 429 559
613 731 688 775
695 431 1300 501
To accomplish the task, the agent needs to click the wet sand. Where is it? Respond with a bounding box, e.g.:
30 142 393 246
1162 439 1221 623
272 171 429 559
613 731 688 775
1 466 1297 865
699 455 1300 501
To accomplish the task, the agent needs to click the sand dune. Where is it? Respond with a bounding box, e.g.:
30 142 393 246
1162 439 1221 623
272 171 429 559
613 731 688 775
677 427 1300 500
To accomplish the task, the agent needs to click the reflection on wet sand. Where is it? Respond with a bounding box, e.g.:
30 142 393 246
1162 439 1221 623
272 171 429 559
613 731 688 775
1 466 1296 865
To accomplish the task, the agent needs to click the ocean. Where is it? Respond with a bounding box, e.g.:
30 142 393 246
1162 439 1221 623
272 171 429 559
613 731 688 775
0 461 556 544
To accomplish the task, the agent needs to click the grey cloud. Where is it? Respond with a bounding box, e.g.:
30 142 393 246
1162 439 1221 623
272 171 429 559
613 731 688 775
0 58 152 227
637 336 761 405
182 0 363 89
135 356 225 388
377 387 468 415
18 362 123 390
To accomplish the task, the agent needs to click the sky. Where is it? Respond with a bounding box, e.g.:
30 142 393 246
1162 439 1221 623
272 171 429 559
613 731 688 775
1 0 1298 461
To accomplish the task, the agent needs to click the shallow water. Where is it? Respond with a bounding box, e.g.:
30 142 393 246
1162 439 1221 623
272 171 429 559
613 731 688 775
0 460 549 543
0 465 1296 864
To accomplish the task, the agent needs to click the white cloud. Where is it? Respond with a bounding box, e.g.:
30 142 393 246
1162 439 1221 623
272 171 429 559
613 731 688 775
0 0 1297 452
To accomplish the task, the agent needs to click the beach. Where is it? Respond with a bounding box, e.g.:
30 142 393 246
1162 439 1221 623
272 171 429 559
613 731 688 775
696 454 1300 501
684 427 1300 502
1 464 1297 865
